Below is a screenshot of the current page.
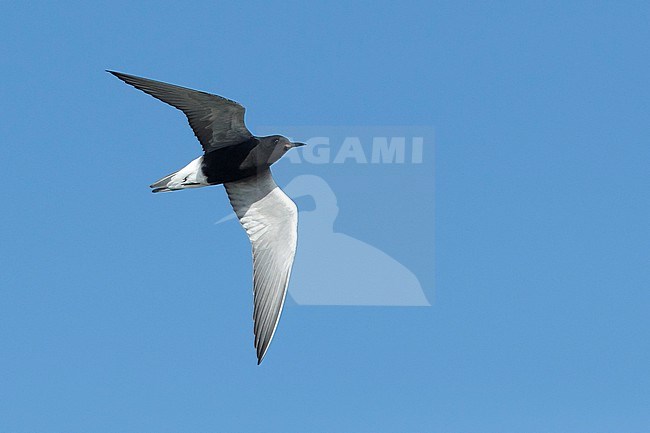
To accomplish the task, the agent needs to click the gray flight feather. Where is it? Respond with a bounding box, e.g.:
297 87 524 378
108 70 253 152
224 169 297 364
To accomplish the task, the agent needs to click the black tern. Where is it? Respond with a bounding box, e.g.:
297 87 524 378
108 71 306 364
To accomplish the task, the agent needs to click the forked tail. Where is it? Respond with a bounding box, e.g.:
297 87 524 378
149 156 208 193
150 172 177 193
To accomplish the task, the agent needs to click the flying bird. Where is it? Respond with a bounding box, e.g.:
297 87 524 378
108 70 306 364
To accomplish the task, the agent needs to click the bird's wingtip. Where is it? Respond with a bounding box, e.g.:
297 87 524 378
257 348 267 365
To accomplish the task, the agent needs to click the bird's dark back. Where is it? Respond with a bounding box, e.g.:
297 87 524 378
202 137 268 185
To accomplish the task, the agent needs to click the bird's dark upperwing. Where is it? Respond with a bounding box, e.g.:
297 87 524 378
108 71 252 152
224 169 298 364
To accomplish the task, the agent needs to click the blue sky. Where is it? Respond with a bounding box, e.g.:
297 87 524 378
1 1 649 432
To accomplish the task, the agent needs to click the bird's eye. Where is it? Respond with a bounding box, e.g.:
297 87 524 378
274 138 279 144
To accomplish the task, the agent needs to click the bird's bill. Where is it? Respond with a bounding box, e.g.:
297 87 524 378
290 142 307 148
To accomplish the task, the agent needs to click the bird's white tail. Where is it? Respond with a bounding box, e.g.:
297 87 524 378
150 156 209 193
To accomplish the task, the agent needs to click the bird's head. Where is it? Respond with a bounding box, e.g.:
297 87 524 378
261 135 306 165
